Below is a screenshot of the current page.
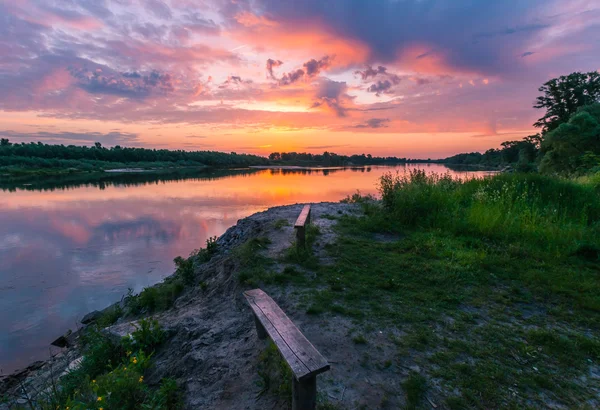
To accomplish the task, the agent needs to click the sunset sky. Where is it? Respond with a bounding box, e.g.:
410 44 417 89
1 0 599 158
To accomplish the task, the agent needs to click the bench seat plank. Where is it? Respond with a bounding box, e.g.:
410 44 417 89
244 289 329 381
294 205 311 228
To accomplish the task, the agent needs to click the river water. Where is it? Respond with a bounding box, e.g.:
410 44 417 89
0 164 492 374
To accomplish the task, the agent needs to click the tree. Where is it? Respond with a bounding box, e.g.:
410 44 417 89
539 103 600 174
0 138 10 146
534 71 600 134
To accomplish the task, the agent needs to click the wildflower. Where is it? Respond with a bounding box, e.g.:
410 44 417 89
92 380 96 383
126 350 132 356
139 376 144 383
124 367 127 371
97 396 102 402
132 357 138 364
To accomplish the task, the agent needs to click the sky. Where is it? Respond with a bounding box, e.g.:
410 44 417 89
0 0 599 158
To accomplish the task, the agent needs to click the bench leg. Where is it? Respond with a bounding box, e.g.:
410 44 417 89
253 313 267 340
292 375 316 410
296 226 306 250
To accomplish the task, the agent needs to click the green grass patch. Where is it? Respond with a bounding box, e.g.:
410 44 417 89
291 172 600 408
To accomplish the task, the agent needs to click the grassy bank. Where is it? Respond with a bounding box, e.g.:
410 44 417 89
253 171 600 408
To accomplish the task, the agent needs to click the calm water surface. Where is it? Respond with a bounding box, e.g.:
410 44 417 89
0 164 492 373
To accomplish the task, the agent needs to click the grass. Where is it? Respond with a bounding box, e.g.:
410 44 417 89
402 372 427 409
284 171 600 408
4 319 182 410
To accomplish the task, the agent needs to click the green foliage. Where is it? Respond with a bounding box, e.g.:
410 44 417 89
236 237 274 285
257 341 293 404
402 372 427 409
273 218 290 229
35 320 179 410
121 318 166 356
127 279 185 314
296 171 600 407
533 71 600 134
97 304 124 328
443 134 542 170
540 103 600 175
268 151 416 166
378 170 600 250
0 140 269 175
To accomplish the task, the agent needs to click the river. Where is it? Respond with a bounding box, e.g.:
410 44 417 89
0 164 493 374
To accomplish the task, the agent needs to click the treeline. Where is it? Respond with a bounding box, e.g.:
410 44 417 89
443 71 600 175
0 138 268 175
268 151 432 166
0 141 269 174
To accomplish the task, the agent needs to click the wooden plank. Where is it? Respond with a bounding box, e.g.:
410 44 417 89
244 289 330 381
294 205 311 228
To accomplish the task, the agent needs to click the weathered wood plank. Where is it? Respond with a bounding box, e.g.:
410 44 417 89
244 289 330 381
294 205 311 228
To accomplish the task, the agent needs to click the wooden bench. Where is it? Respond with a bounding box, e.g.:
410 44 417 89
244 289 330 410
294 205 312 250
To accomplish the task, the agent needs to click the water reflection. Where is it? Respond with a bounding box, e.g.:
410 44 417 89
0 164 493 374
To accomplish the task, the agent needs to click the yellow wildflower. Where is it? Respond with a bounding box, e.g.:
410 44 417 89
132 357 138 364
97 397 102 402
123 367 127 371
139 376 144 383
92 380 96 383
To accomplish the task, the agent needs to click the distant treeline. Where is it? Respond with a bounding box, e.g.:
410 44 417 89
0 141 269 175
442 71 600 175
268 151 433 166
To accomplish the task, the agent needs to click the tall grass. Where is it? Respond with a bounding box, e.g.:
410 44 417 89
379 170 600 253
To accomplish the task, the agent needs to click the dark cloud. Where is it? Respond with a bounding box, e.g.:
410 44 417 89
0 130 140 146
69 67 173 98
357 65 400 95
311 80 349 117
182 12 220 34
78 0 114 19
244 0 553 74
271 56 333 86
266 59 283 79
521 51 535 57
279 69 305 86
351 118 390 129
303 56 332 77
356 65 387 80
367 80 393 96
145 0 172 19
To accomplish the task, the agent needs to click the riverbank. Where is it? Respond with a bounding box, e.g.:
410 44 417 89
2 171 599 409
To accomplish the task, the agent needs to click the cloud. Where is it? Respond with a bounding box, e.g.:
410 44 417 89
271 56 333 86
303 56 333 77
351 118 390 129
241 0 568 75
367 80 393 96
145 0 172 20
266 58 284 79
279 69 305 86
311 79 350 117
304 144 350 149
69 67 174 98
521 51 535 57
356 65 387 80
